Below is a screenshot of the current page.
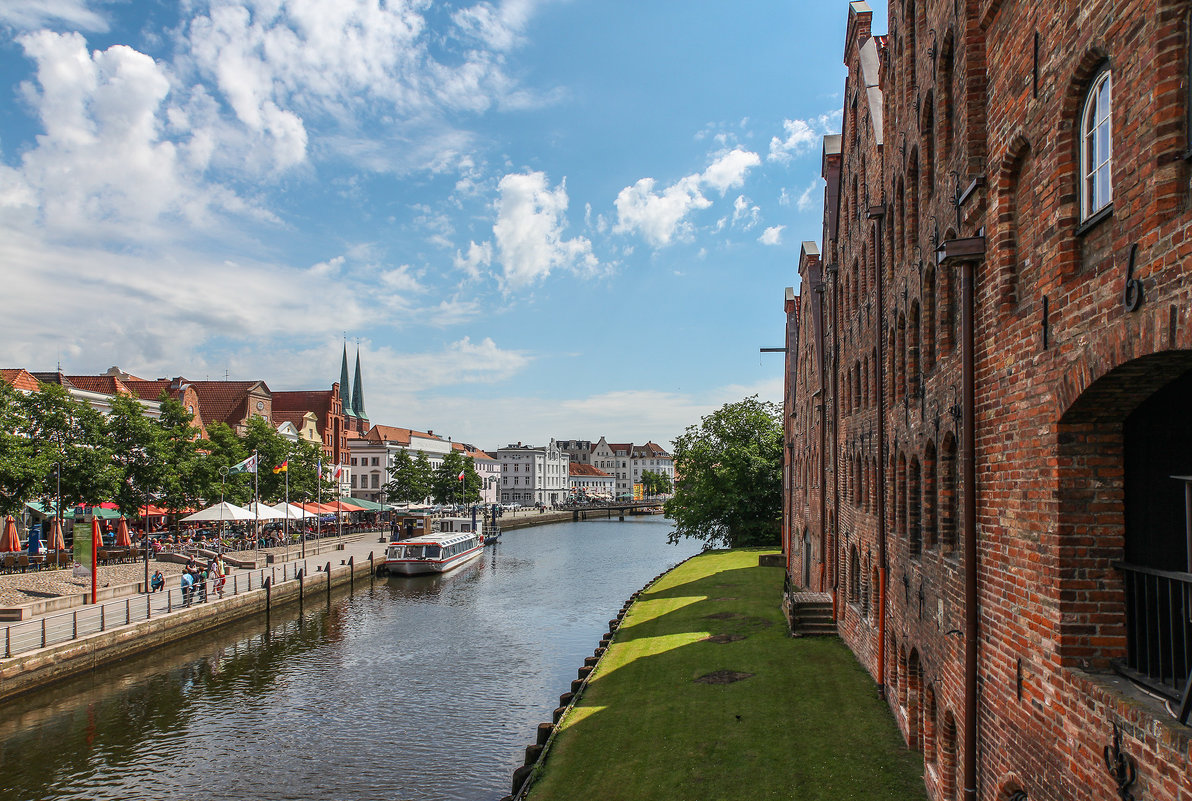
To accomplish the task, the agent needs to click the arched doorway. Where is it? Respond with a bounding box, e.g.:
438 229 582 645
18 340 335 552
802 529 811 589
1057 352 1192 706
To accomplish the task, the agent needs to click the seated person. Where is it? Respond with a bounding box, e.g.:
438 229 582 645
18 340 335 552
150 570 165 592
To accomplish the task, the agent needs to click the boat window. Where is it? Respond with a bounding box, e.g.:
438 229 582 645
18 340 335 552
389 546 405 558
424 546 441 559
406 546 424 559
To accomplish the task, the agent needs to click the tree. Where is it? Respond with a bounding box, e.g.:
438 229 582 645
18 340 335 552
241 416 290 502
663 395 782 548
0 381 46 517
431 449 472 505
156 393 205 522
384 449 431 505
106 393 170 525
202 422 251 506
641 469 673 497
20 383 115 515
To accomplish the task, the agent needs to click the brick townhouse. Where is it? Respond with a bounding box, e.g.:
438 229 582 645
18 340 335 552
785 2 1192 800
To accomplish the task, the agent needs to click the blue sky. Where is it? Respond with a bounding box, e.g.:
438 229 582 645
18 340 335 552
0 0 886 450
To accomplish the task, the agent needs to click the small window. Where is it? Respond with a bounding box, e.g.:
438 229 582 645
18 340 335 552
1080 69 1112 220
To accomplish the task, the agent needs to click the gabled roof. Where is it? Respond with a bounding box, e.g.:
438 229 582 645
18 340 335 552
64 375 129 395
271 389 335 430
183 380 270 427
570 463 611 477
1 369 41 392
272 409 316 429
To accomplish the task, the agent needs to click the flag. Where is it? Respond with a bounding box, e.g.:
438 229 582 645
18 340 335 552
273 460 288 474
317 458 322 477
332 464 344 480
229 454 258 474
458 469 465 482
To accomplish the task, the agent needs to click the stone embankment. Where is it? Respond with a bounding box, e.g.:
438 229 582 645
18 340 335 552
0 540 381 703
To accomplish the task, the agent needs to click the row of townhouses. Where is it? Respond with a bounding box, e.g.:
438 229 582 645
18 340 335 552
4 357 674 511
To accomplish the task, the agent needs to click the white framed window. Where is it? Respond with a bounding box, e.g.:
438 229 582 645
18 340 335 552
1080 69 1112 220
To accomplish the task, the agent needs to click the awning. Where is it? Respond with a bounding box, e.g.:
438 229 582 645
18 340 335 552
344 497 388 511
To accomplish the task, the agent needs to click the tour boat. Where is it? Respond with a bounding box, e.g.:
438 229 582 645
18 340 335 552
383 517 484 576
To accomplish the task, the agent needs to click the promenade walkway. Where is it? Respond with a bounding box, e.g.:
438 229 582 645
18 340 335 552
0 532 389 659
521 548 926 801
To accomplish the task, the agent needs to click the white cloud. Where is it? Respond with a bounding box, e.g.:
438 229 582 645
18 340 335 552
0 0 109 32
701 147 760 195
14 31 264 240
768 112 840 163
492 171 598 288
613 174 709 247
732 194 760 230
796 179 820 212
454 240 493 278
759 225 785 246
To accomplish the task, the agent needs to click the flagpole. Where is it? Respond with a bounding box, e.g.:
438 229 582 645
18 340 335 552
316 460 322 554
253 449 259 548
285 463 290 556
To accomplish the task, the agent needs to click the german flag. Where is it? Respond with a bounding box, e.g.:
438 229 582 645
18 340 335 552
273 460 288 474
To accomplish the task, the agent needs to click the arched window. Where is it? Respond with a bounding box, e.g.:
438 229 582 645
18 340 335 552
909 456 922 556
849 544 861 601
1080 68 1113 220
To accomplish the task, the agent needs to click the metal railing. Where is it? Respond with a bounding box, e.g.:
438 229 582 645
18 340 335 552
2 559 323 658
1116 562 1192 721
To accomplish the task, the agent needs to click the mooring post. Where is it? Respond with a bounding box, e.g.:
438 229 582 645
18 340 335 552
326 561 332 602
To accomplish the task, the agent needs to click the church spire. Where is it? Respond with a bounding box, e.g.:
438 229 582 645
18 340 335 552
352 347 367 421
340 343 356 419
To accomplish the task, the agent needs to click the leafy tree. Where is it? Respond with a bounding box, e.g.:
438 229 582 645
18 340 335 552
0 381 46 517
384 448 431 505
641 469 673 497
663 395 782 548
241 416 290 502
201 422 251 505
286 438 331 503
156 393 205 522
20 383 115 515
431 449 470 505
106 393 171 526
460 455 482 504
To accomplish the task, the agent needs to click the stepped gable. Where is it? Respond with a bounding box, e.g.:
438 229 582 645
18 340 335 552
0 369 41 392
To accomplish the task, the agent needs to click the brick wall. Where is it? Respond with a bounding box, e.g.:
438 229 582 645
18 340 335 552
784 1 1192 799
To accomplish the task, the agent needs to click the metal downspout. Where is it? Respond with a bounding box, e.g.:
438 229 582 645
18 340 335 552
831 266 841 618
961 258 978 801
873 215 887 695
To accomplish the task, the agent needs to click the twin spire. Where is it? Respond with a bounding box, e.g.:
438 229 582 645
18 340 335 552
339 343 367 420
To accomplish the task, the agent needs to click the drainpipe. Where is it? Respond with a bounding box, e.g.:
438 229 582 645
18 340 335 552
815 274 829 596
830 263 840 619
961 255 978 801
937 231 985 801
869 207 888 695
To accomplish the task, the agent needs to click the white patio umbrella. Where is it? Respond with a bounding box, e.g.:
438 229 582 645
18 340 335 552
180 501 257 522
271 502 313 519
246 502 286 521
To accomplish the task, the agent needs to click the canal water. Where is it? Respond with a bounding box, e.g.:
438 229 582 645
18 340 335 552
0 516 701 801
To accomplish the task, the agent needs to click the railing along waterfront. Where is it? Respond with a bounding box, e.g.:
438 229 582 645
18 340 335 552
1115 562 1192 722
1 559 332 658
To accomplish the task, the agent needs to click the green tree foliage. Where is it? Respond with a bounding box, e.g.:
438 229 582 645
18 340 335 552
0 381 46 517
384 449 431 505
663 395 782 548
640 469 673 497
19 383 115 515
156 393 205 520
202 422 252 506
106 394 171 524
431 449 473 505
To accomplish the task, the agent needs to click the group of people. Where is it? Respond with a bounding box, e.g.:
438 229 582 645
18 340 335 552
178 555 227 606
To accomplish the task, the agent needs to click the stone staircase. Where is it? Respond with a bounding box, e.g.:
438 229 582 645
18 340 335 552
783 592 836 637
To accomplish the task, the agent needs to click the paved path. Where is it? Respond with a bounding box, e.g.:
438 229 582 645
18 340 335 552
1 533 390 659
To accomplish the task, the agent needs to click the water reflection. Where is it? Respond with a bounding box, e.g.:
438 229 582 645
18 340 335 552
0 517 698 801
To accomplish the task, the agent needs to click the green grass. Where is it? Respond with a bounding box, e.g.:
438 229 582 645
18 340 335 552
526 548 925 801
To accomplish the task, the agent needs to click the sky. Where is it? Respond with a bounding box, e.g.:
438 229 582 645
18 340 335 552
0 0 887 451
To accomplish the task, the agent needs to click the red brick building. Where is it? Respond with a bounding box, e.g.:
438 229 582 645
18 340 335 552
784 2 1192 800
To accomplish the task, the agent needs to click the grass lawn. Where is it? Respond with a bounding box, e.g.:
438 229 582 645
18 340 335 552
525 548 925 801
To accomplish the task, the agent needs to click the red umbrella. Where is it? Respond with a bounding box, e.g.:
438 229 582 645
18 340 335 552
115 517 133 547
47 518 66 551
0 516 21 552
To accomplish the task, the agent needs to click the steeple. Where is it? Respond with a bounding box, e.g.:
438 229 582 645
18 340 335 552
352 347 367 421
340 344 356 419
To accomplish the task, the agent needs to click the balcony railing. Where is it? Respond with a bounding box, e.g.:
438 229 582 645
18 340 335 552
1115 562 1192 723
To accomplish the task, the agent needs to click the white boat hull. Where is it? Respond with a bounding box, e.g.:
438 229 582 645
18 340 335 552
385 544 483 575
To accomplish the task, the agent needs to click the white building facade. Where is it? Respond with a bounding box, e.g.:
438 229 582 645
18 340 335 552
498 440 570 506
